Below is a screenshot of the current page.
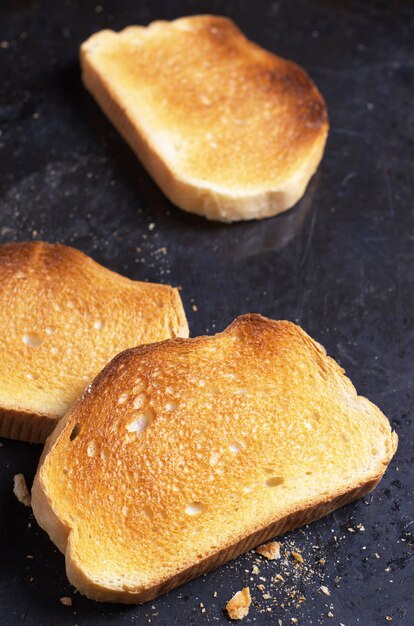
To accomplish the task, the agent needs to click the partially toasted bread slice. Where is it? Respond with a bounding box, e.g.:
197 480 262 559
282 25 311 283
32 314 396 603
80 16 328 222
0 241 188 443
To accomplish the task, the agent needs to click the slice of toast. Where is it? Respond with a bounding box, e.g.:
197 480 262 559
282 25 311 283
80 16 328 222
0 241 188 443
32 314 396 603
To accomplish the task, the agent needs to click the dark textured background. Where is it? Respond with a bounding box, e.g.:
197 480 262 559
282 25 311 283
0 1 413 624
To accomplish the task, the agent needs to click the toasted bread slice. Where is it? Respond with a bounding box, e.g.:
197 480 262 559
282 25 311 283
0 241 188 443
80 16 328 222
32 314 396 603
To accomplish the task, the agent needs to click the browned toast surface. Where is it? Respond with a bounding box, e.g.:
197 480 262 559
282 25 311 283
32 314 396 602
81 16 328 221
0 241 188 442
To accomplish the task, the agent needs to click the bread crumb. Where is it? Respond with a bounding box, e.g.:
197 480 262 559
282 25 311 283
26 555 34 559
263 593 271 600
213 591 218 597
291 551 304 564
256 541 281 560
0 41 10 49
374 552 380 559
319 558 326 565
192 304 198 312
291 619 298 624
226 587 251 620
60 597 72 606
252 564 259 575
274 574 285 582
257 584 265 591
13 474 31 507
327 611 334 618
320 585 330 596
148 222 155 231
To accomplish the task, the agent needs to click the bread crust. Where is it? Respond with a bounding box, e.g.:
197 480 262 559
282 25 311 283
32 314 397 603
80 16 329 222
0 241 188 443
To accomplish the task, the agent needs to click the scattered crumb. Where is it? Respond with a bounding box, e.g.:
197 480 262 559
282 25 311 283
213 591 218 598
13 474 31 507
385 618 392 622
95 4 103 12
226 587 251 620
320 585 330 596
291 551 304 564
263 593 271 600
257 584 265 591
327 611 334 618
256 541 281 560
374 552 380 559
357 523 365 532
347 527 355 533
148 222 155 231
291 619 298 624
199 602 206 613
319 558 326 565
26 555 34 560
252 564 259 575
0 41 10 48
274 573 285 582
60 597 72 606
384 567 391 572
192 304 198 312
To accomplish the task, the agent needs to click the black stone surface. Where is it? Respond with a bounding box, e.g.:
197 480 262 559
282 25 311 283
0 1 413 624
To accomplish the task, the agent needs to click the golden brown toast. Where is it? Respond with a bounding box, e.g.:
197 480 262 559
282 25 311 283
80 16 328 222
32 314 396 603
0 241 188 443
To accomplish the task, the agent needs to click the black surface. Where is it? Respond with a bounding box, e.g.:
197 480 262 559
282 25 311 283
0 1 413 625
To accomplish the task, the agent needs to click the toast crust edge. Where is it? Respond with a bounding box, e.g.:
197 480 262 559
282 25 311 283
0 407 57 444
